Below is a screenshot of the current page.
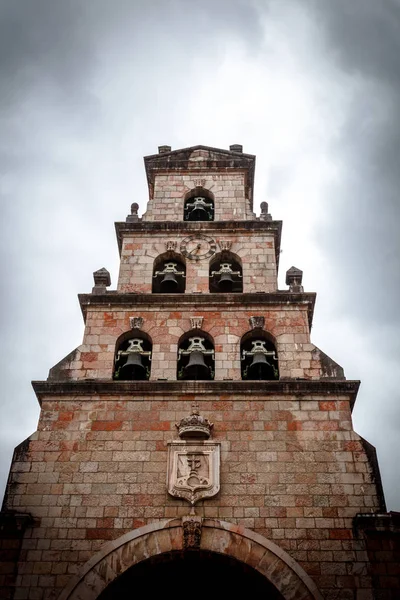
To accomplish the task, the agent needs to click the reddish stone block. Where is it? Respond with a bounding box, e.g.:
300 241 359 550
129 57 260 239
96 518 114 528
80 352 97 363
85 529 116 540
91 421 123 431
329 529 353 540
288 422 302 431
319 402 337 411
58 412 74 422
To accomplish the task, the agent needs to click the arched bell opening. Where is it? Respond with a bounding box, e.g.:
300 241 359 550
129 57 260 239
113 331 152 381
183 187 214 221
97 550 285 598
209 252 243 293
152 253 186 293
177 330 215 381
241 330 279 381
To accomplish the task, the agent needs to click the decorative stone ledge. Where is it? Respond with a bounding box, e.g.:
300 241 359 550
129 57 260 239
0 511 33 533
78 291 316 328
354 512 400 533
32 378 360 406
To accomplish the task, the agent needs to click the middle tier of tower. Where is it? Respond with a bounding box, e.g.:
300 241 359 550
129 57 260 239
115 221 282 293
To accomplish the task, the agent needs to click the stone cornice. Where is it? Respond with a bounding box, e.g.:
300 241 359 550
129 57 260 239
78 291 316 328
32 379 360 409
114 219 282 262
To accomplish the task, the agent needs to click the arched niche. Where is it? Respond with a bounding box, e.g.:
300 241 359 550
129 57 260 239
183 187 214 221
241 329 279 381
209 251 243 293
177 329 215 381
152 251 186 293
113 330 152 381
58 519 323 600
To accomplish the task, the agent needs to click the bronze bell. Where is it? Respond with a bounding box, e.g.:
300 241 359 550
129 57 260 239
188 204 209 221
119 353 147 380
182 350 211 380
247 352 273 380
217 271 235 292
160 271 179 293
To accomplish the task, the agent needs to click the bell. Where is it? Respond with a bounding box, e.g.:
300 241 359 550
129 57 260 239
217 272 234 292
160 271 179 293
182 350 211 380
188 205 209 221
247 352 273 380
119 353 147 381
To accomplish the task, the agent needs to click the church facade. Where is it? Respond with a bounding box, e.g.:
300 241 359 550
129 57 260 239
1 145 398 598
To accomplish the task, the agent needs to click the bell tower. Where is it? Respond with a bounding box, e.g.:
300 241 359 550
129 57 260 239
1 144 396 599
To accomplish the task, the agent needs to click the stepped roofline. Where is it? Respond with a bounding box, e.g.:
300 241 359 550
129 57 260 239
144 144 256 209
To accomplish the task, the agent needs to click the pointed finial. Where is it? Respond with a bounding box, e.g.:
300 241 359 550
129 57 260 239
92 268 111 294
286 266 304 292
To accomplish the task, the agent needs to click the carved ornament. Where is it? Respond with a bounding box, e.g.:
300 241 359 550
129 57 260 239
167 441 220 506
194 178 207 187
165 240 177 252
218 240 232 252
249 316 265 330
129 316 144 330
182 515 203 550
190 316 204 330
176 402 213 440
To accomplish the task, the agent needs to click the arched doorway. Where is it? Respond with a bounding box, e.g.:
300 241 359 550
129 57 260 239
58 519 323 600
97 550 284 597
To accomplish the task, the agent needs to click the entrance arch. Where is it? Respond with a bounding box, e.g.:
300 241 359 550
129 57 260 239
58 519 323 600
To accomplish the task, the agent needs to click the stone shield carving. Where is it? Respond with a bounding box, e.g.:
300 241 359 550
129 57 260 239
167 441 220 506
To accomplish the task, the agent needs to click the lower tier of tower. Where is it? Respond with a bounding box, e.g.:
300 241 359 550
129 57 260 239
1 382 390 599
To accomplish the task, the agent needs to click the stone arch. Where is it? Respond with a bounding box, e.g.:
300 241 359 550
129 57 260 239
177 328 215 380
112 329 152 381
152 250 186 293
209 250 243 293
241 328 279 381
58 519 323 600
183 186 214 221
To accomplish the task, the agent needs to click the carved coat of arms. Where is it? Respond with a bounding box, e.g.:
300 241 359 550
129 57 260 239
167 403 220 506
167 441 220 505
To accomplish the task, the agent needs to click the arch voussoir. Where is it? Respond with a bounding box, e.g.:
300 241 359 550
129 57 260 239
59 519 323 600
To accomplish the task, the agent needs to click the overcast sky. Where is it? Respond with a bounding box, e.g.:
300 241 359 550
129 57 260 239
1 0 399 510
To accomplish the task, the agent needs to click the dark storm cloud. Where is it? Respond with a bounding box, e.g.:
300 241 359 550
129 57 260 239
302 0 400 327
0 0 268 501
300 0 400 507
0 0 99 124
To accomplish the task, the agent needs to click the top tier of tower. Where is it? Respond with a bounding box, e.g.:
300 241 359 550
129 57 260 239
141 144 256 222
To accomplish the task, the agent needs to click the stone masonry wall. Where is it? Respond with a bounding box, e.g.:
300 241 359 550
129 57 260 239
141 169 255 222
3 392 380 599
117 231 277 293
50 304 321 382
